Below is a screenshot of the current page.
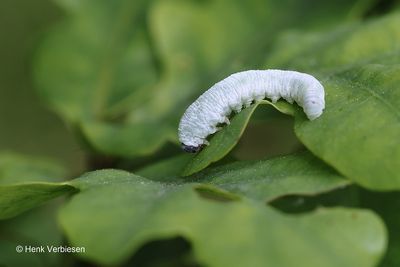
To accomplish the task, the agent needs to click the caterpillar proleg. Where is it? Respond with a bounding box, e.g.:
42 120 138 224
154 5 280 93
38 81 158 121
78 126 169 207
178 70 325 153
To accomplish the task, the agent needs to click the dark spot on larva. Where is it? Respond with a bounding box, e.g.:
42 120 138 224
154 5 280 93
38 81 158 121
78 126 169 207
182 143 202 153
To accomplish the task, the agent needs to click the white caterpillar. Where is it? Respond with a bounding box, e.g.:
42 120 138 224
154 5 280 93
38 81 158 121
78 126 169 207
178 69 325 153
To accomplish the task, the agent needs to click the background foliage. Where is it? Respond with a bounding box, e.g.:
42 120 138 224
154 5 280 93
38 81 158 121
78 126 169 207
0 0 399 266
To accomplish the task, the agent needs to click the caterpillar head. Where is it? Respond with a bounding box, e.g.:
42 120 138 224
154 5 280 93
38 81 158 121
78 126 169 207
303 85 325 120
181 143 202 153
304 98 325 120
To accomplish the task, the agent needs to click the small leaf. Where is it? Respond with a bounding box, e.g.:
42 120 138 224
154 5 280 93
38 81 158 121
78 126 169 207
182 100 294 176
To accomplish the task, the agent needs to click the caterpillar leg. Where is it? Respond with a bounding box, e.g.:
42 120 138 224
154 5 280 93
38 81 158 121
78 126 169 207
223 117 230 125
271 96 279 103
210 126 222 134
244 99 253 108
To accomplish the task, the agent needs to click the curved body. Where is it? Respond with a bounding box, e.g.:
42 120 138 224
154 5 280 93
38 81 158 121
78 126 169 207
178 69 325 152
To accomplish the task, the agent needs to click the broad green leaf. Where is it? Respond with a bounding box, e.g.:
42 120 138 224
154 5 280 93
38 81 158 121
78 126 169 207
0 152 344 220
190 152 350 202
262 12 400 189
136 151 350 202
293 65 400 190
59 169 386 267
182 100 294 176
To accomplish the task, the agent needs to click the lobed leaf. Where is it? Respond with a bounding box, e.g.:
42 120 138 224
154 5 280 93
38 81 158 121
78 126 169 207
59 169 386 267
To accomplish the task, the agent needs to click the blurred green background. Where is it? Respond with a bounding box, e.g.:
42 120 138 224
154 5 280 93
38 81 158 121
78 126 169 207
0 0 83 173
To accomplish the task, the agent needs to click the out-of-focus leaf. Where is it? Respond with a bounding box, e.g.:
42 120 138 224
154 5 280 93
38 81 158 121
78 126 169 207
0 152 67 266
0 153 74 220
0 204 65 267
80 121 174 157
35 0 157 121
182 100 294 176
360 191 400 267
34 0 162 157
0 152 65 185
265 12 400 72
0 183 74 220
59 169 386 267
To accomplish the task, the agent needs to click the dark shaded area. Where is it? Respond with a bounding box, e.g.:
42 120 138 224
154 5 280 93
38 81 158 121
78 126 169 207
364 0 398 17
360 190 400 267
127 237 202 267
269 185 359 214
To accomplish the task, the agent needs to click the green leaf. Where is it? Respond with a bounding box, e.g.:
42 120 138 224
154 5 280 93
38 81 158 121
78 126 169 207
0 203 65 267
0 153 66 264
136 151 349 202
263 13 400 190
0 153 74 220
294 65 400 190
34 0 163 157
0 183 74 220
35 0 157 121
190 152 350 202
0 152 65 185
136 154 192 181
265 12 400 72
80 120 174 157
59 169 386 267
182 100 294 176
0 155 376 264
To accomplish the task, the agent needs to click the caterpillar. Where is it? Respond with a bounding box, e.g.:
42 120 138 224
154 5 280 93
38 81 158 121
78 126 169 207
178 69 325 153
